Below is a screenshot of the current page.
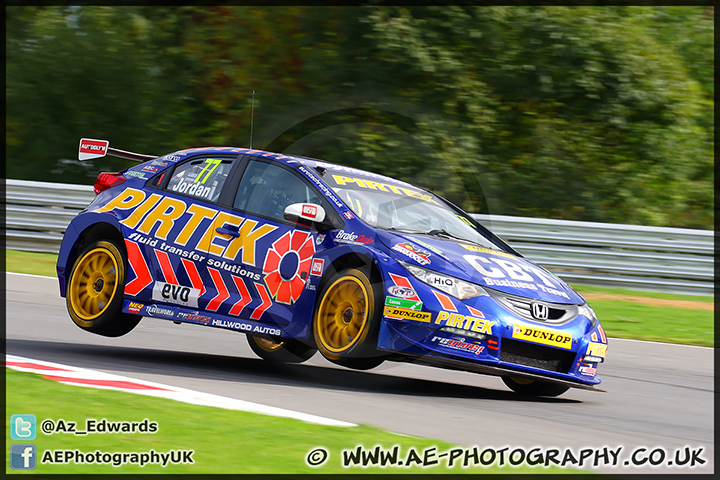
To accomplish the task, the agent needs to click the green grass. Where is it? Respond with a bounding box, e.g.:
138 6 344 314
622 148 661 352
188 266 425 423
584 300 713 347
6 249 58 277
572 284 713 304
5 369 571 474
5 249 713 347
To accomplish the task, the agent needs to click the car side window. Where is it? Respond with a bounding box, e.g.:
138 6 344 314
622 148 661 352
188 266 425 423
234 161 322 222
165 157 233 203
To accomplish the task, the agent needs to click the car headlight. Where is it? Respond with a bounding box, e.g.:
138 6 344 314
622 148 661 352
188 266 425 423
399 261 488 300
578 303 599 327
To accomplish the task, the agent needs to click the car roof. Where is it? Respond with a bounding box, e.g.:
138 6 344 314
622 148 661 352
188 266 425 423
169 146 417 188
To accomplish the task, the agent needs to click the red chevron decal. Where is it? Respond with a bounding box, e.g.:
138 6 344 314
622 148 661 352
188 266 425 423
181 258 205 296
206 268 229 311
466 305 485 318
229 276 252 316
124 240 153 296
432 291 457 312
155 250 178 284
250 282 272 320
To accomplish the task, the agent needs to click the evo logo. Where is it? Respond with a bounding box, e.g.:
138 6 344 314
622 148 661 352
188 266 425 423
151 281 200 307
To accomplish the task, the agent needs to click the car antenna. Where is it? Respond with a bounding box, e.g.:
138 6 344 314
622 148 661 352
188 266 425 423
249 90 255 149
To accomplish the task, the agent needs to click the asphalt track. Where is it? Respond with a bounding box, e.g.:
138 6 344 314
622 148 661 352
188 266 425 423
6 272 714 474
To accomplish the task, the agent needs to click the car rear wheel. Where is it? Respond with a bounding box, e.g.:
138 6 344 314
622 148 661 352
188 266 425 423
313 267 385 368
247 334 316 363
66 239 141 337
502 376 570 397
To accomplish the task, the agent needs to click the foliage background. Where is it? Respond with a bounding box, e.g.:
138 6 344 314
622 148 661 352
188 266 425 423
5 6 714 228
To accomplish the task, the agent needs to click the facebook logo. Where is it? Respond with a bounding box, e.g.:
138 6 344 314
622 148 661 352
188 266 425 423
11 444 36 470
11 414 36 440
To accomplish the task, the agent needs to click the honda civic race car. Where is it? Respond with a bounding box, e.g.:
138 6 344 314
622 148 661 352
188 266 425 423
57 138 608 397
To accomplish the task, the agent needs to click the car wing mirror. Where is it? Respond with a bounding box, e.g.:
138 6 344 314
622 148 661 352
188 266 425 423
283 203 327 228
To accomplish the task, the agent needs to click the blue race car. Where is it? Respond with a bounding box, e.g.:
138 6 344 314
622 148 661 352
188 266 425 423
57 138 608 397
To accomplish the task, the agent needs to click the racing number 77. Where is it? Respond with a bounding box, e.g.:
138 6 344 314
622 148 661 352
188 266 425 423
195 159 222 184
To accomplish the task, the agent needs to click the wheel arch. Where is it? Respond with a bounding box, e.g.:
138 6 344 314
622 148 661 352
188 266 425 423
318 250 384 298
58 216 126 297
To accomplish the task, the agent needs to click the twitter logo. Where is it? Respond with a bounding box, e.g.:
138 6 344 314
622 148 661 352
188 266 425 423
11 414 36 440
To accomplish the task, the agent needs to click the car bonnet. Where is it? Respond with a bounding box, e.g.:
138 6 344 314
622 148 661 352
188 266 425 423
376 230 584 304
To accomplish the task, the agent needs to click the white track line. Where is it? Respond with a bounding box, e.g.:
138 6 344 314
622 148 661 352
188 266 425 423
6 354 356 427
6 272 56 279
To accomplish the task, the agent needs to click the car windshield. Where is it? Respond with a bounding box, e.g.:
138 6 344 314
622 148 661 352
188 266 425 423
324 172 506 251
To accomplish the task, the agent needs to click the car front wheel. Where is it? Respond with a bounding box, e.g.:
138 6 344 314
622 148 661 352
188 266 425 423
66 239 141 337
313 267 385 369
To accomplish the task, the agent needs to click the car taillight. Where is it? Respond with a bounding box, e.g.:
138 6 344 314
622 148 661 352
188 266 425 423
94 172 126 195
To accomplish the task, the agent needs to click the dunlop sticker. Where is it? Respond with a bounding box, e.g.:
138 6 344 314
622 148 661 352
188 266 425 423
512 324 573 350
383 306 431 323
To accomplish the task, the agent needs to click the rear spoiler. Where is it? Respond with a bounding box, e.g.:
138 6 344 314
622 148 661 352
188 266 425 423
78 138 157 162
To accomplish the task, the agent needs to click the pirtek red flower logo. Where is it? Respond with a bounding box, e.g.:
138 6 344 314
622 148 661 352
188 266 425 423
262 231 316 304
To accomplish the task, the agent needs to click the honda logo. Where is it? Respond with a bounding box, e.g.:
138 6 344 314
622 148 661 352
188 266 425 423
531 303 549 320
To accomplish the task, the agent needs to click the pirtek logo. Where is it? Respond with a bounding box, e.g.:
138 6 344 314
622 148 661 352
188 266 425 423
94 187 276 267
435 311 494 335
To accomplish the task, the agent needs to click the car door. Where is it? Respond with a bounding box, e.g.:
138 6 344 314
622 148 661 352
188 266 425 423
200 158 333 329
122 155 239 315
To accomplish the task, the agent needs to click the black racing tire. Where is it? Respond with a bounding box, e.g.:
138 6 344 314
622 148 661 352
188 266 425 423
66 239 142 337
247 334 316 363
312 266 385 369
328 356 386 371
502 376 570 397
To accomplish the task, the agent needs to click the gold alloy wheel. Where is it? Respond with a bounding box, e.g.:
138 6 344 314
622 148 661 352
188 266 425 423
316 275 369 354
253 336 286 352
68 247 119 326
